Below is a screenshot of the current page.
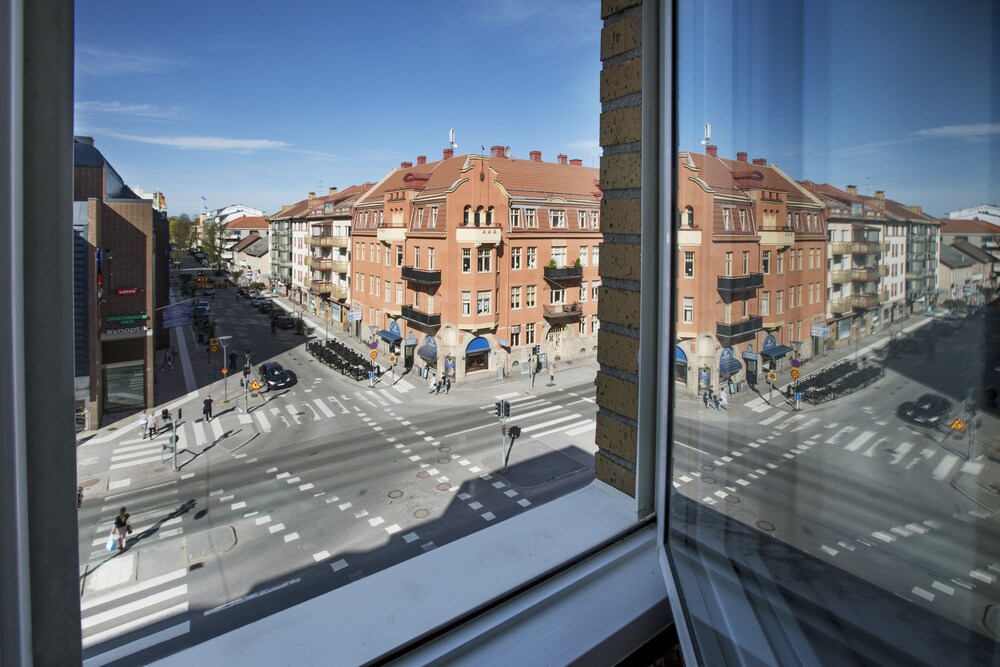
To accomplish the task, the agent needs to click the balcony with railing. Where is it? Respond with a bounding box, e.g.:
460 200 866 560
716 315 763 345
852 292 882 310
829 241 888 255
307 235 349 248
543 265 584 282
542 302 583 322
758 225 795 247
455 224 502 245
329 284 347 300
377 225 407 244
309 280 334 295
402 266 442 285
716 273 764 293
401 304 441 327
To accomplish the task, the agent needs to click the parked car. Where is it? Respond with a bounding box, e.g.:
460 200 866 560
258 302 274 314
258 361 295 390
897 393 952 427
203 286 215 296
275 316 296 329
250 296 267 307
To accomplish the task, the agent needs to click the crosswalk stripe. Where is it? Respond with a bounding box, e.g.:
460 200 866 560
379 389 402 404
511 405 562 421
109 455 163 470
313 398 335 418
285 404 301 422
760 411 784 426
253 410 271 432
565 422 596 436
889 442 913 465
192 421 207 447
327 396 349 414
494 392 521 400
932 454 959 480
394 378 415 392
209 418 224 441
520 414 581 433
114 440 167 454
532 419 592 439
82 610 189 654
111 447 163 462
81 569 187 611
81 584 187 630
366 391 388 406
844 431 876 452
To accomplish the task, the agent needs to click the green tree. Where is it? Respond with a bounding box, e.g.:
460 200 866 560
169 213 198 249
201 221 229 271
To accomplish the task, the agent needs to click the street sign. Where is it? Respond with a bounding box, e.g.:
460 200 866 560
210 337 220 347
368 371 375 380
790 369 800 379
248 379 261 391
210 344 219 353
370 341 378 350
370 350 378 360
388 354 397 365
794 393 803 402
791 358 801 368
767 371 777 383
810 324 830 339
949 418 967 432
221 368 228 375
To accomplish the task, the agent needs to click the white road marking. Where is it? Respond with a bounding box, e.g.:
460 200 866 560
970 569 995 584
83 616 189 657
932 454 959 480
81 585 187 630
379 389 403 404
911 586 934 602
520 414 581 432
192 420 208 447
253 411 271 432
844 431 876 452
760 412 784 426
961 461 984 476
532 420 592 438
872 531 895 543
932 581 955 595
565 422 596 436
209 418 224 441
820 545 838 557
80 569 186 611
889 442 913 465
285 404 302 423
313 551 330 562
109 454 165 470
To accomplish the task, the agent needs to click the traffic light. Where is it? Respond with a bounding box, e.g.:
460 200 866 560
495 401 502 417
769 358 777 371
532 345 540 355
509 425 521 439
502 400 511 418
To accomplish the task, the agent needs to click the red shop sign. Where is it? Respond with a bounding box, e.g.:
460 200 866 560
116 287 139 296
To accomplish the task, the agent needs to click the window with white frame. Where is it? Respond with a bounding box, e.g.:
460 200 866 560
526 285 536 308
577 210 586 227
550 288 565 305
511 286 521 309
476 290 491 314
510 325 520 347
550 209 566 228
525 208 537 227
384 280 390 303
511 247 521 269
591 245 599 266
580 281 588 301
591 282 600 301
477 247 491 272
525 322 535 344
580 246 589 266
682 297 693 323
461 291 471 315
684 251 694 278
462 248 471 273
527 247 537 268
551 246 567 267
430 206 438 227
510 208 521 228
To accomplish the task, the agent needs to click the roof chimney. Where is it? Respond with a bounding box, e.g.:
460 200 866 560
557 154 568 165
400 161 413 169
529 150 542 162
905 205 923 215
736 151 748 162
416 155 426 165
443 147 454 159
875 190 884 201
491 145 505 158
846 184 857 196
308 192 315 200
752 158 767 166
569 158 583 166
328 186 338 196
706 145 718 157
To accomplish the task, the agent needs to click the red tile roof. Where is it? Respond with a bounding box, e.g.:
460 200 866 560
224 215 270 230
682 152 817 205
939 218 1000 235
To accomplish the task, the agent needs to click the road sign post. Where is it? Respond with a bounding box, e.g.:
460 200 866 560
388 353 397 385
767 370 778 404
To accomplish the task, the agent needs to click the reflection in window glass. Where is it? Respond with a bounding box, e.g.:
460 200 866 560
671 0 999 663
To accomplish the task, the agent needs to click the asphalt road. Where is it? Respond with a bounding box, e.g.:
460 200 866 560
78 275 598 665
672 311 1000 643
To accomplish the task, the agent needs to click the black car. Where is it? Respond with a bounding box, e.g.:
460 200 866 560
275 316 296 329
258 301 273 314
258 361 295 390
897 393 952 427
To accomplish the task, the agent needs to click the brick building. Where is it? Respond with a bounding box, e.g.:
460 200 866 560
350 148 602 383
674 148 827 395
73 137 164 424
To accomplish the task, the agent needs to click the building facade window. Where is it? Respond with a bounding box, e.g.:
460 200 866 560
510 325 520 347
580 281 588 301
741 251 749 275
550 288 565 304
550 209 566 228
461 291 471 315
527 247 537 268
525 323 535 344
777 290 784 314
478 247 491 272
525 208 537 227
430 206 438 227
477 290 491 314
462 248 471 273
684 251 694 277
526 285 536 308
511 247 521 269
762 291 770 315
592 246 599 266
428 247 435 269
396 245 403 267
725 252 732 276
683 297 694 323
722 207 732 230
511 286 522 309
510 208 521 228
762 250 771 273
551 246 567 267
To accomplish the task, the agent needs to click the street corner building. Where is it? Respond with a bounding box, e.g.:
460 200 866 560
74 136 169 426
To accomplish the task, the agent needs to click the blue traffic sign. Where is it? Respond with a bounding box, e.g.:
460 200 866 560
794 393 803 401
791 358 801 368
368 371 375 379
369 341 378 350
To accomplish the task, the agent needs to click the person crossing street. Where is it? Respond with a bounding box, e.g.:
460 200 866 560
203 395 214 422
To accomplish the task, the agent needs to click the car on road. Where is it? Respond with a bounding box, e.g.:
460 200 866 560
275 316 296 329
250 295 267 307
203 286 215 296
258 361 295 390
896 393 952 427
258 301 274 314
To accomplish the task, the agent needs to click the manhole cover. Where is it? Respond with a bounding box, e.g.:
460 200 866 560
413 508 430 519
701 464 715 472
702 476 716 485
436 483 452 491
388 490 404 499
724 494 741 504
437 458 451 465
79 478 100 488
755 520 776 532
439 446 451 453
416 471 430 479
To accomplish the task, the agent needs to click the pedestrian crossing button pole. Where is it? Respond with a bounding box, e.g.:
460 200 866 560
171 409 181 471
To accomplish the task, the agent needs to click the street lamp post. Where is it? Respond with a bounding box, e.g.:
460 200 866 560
219 335 232 401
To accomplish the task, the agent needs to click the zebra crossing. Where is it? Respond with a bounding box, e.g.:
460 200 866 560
480 390 597 441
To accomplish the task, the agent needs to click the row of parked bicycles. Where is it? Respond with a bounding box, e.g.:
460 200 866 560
793 358 885 405
307 339 372 382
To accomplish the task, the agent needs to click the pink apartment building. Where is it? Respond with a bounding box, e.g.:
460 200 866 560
350 147 602 383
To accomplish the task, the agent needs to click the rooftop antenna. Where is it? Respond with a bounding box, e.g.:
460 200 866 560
700 123 712 146
449 128 458 151
504 146 510 158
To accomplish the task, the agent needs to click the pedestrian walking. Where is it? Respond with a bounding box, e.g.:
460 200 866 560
160 349 171 371
718 391 728 411
112 507 132 553
444 377 451 394
147 412 158 438
203 395 214 422
428 375 437 394
138 412 148 439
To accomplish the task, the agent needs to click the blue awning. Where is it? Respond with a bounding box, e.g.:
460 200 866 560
417 344 437 363
761 344 793 359
376 329 402 344
466 337 490 353
719 358 742 376
675 346 688 364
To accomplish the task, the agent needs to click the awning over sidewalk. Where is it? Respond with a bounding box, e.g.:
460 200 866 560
417 336 438 363
761 345 793 359
719 358 742 376
376 329 402 344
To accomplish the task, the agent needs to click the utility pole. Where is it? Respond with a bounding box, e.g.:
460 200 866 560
219 335 232 401
496 400 511 470
965 387 977 460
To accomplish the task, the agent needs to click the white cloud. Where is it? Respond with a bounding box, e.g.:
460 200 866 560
567 139 602 154
75 100 181 119
107 132 290 152
912 123 1000 142
75 46 186 77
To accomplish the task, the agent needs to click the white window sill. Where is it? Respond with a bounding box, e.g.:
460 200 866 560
153 481 670 666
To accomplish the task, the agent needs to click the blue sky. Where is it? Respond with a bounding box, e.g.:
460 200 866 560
75 1 602 216
77 1 996 219
678 0 998 216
